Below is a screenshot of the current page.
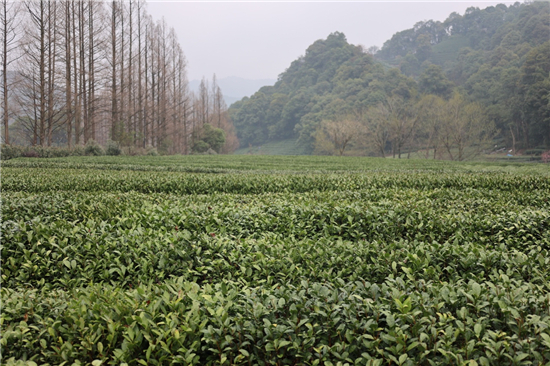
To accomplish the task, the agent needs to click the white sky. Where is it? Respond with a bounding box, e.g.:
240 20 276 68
146 1 517 81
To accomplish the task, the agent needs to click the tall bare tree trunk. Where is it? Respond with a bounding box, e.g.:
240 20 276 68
71 0 80 145
38 0 46 145
110 0 118 141
159 21 167 149
1 5 7 144
64 0 73 148
46 1 54 146
88 0 96 141
0 0 18 144
150 24 157 147
143 18 149 148
78 1 89 143
119 0 125 144
137 1 144 148
128 0 134 146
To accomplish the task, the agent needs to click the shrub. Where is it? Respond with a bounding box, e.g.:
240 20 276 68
70 146 85 156
84 140 104 156
22 149 39 158
1 144 103 159
1 144 24 160
49 147 71 158
192 140 210 154
146 146 158 156
105 140 122 156
2 163 550 364
524 148 545 156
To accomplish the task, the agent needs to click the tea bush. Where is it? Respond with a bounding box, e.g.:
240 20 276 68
2 157 549 365
0 144 84 160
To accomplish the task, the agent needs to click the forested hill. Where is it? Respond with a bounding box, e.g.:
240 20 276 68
377 2 549 72
228 2 549 157
229 32 416 149
377 1 550 151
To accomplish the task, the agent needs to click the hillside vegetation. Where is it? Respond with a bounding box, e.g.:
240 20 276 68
229 2 549 158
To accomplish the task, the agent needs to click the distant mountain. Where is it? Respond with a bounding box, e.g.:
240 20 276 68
189 76 276 107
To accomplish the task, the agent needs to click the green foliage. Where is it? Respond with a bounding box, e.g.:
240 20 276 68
2 156 550 364
146 146 159 156
192 140 210 153
1 144 25 160
192 124 226 154
378 2 550 150
1 144 86 160
419 65 454 99
84 140 105 156
430 35 470 66
518 41 550 147
3 154 550 175
105 140 122 156
202 124 226 152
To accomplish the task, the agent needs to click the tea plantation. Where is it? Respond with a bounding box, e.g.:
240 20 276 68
2 156 550 365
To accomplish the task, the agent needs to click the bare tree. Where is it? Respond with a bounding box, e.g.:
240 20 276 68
364 95 418 159
316 116 362 156
71 0 81 144
198 77 210 128
45 0 58 145
61 0 73 147
211 74 222 128
5 0 197 152
441 93 496 161
136 0 145 147
386 96 418 159
1 0 22 144
18 0 64 146
109 0 120 142
83 0 104 143
364 104 391 157
126 0 134 145
167 28 190 154
417 94 445 159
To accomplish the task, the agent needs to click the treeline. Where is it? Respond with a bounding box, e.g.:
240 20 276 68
229 2 549 158
1 0 237 154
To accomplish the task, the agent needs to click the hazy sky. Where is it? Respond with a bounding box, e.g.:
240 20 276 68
146 1 516 81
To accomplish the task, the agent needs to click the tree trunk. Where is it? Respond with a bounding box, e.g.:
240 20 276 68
1 0 9 144
65 0 72 148
119 0 125 144
110 0 118 141
46 1 55 146
86 0 95 142
71 0 80 145
128 0 134 146
38 0 46 146
137 3 143 148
